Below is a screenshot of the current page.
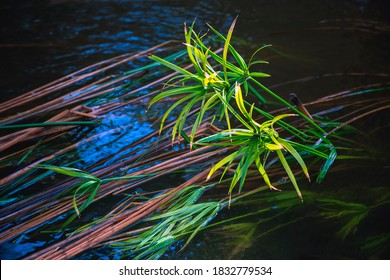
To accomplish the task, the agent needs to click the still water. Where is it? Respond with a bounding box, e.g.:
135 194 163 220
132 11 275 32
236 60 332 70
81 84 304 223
0 0 389 259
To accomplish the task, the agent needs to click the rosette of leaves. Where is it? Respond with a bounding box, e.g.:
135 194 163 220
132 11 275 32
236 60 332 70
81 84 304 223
196 83 312 201
148 18 270 147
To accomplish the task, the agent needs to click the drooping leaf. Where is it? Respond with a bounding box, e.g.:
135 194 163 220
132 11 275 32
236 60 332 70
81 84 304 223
276 149 303 201
37 164 98 180
278 138 311 182
317 147 337 183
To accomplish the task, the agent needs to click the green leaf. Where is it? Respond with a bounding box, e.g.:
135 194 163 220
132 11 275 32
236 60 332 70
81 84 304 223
278 138 311 182
208 17 247 75
286 141 329 159
206 49 244 74
217 88 252 130
149 55 196 77
73 180 101 217
247 82 267 103
248 44 272 68
172 95 200 141
276 150 303 201
37 164 97 180
159 91 200 134
255 156 275 190
207 150 241 181
184 21 203 75
149 85 204 106
249 72 271 78
183 203 220 247
223 17 237 81
317 147 337 183
135 235 175 260
236 145 257 193
189 94 208 147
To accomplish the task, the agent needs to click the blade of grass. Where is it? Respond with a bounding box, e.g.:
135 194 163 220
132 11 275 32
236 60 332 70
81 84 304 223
275 149 303 201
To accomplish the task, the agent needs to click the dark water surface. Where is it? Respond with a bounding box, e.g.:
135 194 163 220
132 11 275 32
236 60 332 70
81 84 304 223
0 0 389 259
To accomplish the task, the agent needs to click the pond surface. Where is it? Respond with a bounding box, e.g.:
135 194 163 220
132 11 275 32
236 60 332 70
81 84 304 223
0 0 389 259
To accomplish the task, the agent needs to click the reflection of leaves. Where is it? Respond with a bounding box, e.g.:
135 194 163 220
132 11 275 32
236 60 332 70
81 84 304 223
209 190 311 258
209 188 389 258
317 199 370 239
361 234 389 255
221 223 257 259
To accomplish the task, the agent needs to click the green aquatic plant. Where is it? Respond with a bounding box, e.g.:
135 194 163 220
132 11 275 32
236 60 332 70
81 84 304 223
38 165 102 222
32 19 337 230
36 164 158 226
196 83 312 201
5 18 382 261
148 19 336 203
148 18 271 146
111 185 221 259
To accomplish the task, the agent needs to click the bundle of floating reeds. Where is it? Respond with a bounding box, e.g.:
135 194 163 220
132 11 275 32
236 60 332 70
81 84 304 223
1 20 389 260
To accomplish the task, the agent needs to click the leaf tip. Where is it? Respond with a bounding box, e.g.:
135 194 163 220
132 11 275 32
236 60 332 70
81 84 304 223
306 172 311 182
298 191 303 201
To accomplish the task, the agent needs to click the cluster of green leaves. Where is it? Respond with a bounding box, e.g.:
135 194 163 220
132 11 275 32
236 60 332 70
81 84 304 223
32 19 339 259
148 18 270 147
150 19 336 201
38 164 156 226
196 83 311 201
38 164 102 228
110 186 220 259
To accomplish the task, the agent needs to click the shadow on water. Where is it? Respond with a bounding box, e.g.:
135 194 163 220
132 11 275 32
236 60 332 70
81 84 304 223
0 0 389 259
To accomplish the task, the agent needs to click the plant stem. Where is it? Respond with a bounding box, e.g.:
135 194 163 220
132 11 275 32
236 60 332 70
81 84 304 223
0 121 101 130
